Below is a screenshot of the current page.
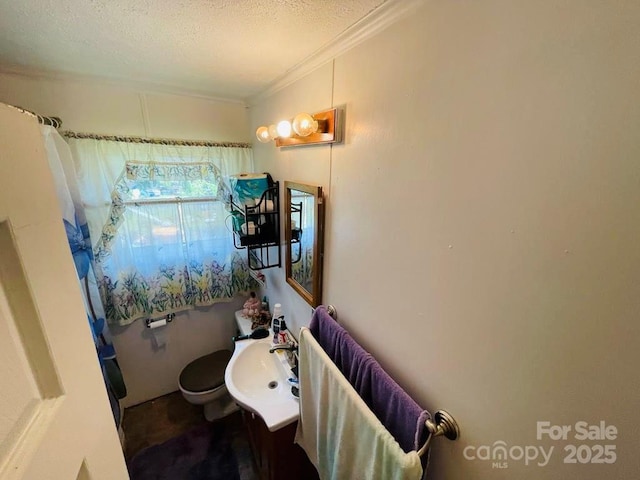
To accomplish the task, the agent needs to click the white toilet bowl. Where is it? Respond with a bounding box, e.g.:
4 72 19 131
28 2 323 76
178 349 239 421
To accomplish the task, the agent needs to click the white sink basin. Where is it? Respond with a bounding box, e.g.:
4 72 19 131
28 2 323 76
225 335 299 431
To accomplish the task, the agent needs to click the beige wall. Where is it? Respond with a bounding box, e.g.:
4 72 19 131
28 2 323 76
109 300 244 407
0 72 251 407
250 61 335 332
0 71 250 141
251 1 640 478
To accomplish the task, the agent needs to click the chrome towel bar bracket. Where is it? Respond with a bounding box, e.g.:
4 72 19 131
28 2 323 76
417 410 460 457
326 305 337 319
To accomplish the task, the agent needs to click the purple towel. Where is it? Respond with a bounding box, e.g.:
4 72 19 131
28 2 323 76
310 306 430 454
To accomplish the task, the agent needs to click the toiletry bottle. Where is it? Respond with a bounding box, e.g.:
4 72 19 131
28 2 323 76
272 318 280 344
272 303 282 343
278 320 288 344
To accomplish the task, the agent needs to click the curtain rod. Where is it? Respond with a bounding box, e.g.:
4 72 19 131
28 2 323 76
7 104 62 128
60 131 252 149
5 104 250 147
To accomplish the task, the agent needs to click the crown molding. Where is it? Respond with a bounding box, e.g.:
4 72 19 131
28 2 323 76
246 0 424 106
0 64 247 105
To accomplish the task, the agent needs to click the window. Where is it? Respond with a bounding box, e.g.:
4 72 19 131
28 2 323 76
67 138 255 326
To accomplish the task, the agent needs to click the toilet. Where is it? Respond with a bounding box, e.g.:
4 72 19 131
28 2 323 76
178 349 239 421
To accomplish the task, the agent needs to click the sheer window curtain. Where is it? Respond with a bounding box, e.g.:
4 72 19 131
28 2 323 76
67 138 255 326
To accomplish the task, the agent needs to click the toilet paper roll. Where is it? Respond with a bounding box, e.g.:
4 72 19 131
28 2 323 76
239 221 254 235
148 318 167 329
255 198 274 211
241 221 257 235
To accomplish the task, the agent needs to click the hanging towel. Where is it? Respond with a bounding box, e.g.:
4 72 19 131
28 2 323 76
295 327 424 480
310 306 430 455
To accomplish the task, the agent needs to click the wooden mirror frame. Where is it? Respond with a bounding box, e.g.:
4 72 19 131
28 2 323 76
284 181 324 307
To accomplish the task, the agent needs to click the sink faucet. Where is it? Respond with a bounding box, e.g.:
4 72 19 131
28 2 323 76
269 342 299 370
269 342 298 353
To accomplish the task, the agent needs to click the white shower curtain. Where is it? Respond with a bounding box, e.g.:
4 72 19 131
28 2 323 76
41 126 126 429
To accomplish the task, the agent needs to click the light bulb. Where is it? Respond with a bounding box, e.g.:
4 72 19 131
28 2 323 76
255 126 271 143
292 112 318 137
268 124 278 139
276 120 292 138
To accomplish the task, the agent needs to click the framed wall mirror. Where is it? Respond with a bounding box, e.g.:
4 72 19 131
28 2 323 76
284 181 324 307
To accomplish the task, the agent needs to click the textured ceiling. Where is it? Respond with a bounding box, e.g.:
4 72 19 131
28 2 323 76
0 0 386 100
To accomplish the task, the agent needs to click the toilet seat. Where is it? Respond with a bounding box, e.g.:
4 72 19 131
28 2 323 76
179 350 232 393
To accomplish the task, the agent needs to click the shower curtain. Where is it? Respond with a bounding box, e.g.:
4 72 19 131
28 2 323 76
40 125 127 430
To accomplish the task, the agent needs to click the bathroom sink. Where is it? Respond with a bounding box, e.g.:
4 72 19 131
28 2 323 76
225 336 299 431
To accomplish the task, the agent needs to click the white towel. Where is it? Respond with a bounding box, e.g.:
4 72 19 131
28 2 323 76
295 328 423 480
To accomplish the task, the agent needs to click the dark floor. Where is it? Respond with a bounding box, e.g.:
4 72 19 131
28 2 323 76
122 391 257 480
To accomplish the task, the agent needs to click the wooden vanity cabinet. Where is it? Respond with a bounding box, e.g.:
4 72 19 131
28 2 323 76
241 408 319 480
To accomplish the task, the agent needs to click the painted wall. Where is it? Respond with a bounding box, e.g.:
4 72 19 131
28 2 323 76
251 1 640 478
0 72 251 406
0 71 250 141
250 61 335 333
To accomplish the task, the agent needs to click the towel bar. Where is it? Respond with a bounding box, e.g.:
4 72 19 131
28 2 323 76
314 304 458 458
417 410 459 456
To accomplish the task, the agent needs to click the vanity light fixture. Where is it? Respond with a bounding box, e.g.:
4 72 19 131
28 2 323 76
255 108 342 147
